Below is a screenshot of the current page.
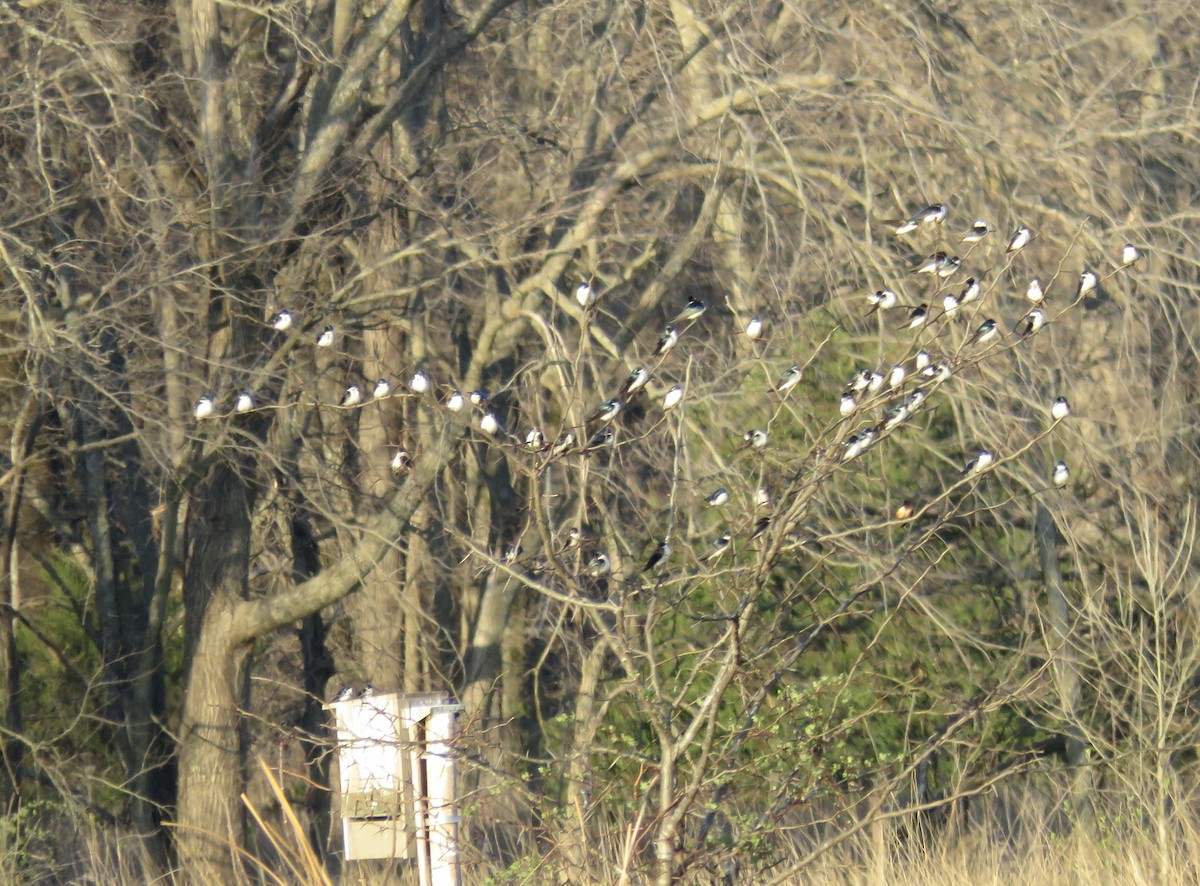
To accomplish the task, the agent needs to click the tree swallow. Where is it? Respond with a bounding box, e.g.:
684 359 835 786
372 379 392 400
235 391 255 414
653 325 679 357
469 389 490 406
882 403 910 432
961 220 991 243
390 448 411 473
751 516 771 539
839 392 857 417
479 412 502 436
551 431 576 456
705 487 730 507
575 281 596 308
895 203 947 235
699 531 732 563
316 325 335 348
959 277 981 304
1006 225 1032 255
1051 396 1070 420
915 350 932 372
913 252 961 277
270 310 293 331
445 390 465 412
672 297 706 324
332 686 356 703
340 384 362 407
754 485 770 509
586 552 611 577
194 396 215 421
1016 308 1045 338
744 317 766 341
967 318 998 345
964 449 995 476
867 371 885 393
907 389 928 412
942 292 961 318
888 364 907 390
742 429 768 450
1076 269 1098 298
775 365 803 393
525 427 546 451
620 367 651 398
901 304 929 330
643 540 671 572
1026 278 1044 303
662 385 684 409
502 543 523 563
586 427 615 452
409 370 431 394
849 369 872 392
588 398 623 423
866 289 898 314
1053 461 1070 488
1121 243 1141 267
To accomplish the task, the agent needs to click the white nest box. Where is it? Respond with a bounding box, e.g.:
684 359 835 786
327 690 463 886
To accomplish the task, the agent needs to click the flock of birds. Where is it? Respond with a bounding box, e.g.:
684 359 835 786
193 202 1142 583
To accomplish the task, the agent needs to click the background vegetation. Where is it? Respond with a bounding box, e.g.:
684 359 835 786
0 0 1198 883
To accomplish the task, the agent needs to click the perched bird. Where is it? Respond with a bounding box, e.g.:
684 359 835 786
653 325 680 357
502 543 523 563
961 220 991 243
562 526 597 551
839 393 858 417
913 252 961 277
1026 278 1044 303
373 379 392 400
750 516 771 539
887 364 907 390
332 686 356 703
882 403 910 432
915 350 932 372
643 540 671 572
524 427 546 451
744 316 767 342
867 371 885 394
705 488 730 508
921 361 952 383
586 427 615 452
575 280 596 308
1052 461 1070 488
906 389 928 412
445 390 465 412
194 395 215 421
662 385 684 410
775 365 803 394
1121 243 1142 267
895 203 948 235
742 429 768 450
550 430 576 456
942 292 961 318
270 309 293 331
901 304 929 330
754 485 771 509
316 325 335 348
672 297 706 324
1016 308 1046 339
700 531 732 563
1076 269 1098 298
843 427 878 462
959 277 981 304
620 367 651 398
967 318 998 345
361 684 377 698
963 449 995 476
390 448 411 473
1051 396 1071 420
469 389 490 406
895 501 915 521
235 391 255 414
588 398 623 423
1006 225 1032 255
586 552 611 577
866 289 899 314
409 370 431 394
849 369 873 392
340 384 362 407
479 412 502 436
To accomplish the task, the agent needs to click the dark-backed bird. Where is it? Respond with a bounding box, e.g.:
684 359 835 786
839 392 857 416
866 289 898 314
550 431 576 456
586 552 611 577
653 325 680 357
751 516 771 539
959 277 981 304
888 364 907 390
445 390 465 412
849 369 872 392
586 427 615 452
270 310 293 331
194 395 215 421
964 449 995 476
775 365 803 393
316 325 335 348
672 297 706 324
1017 308 1045 339
700 531 732 563
962 220 991 243
1006 225 1032 255
332 686 356 703
706 488 730 508
525 427 546 451
575 281 596 308
742 428 768 450
1053 461 1070 488
1051 396 1070 420
340 384 362 407
620 367 651 398
390 448 411 473
502 544 523 563
235 391 254 414
967 318 998 345
901 304 929 330
915 350 932 372
942 292 961 318
643 540 671 572
588 398 623 423
1076 269 1098 298
469 389 489 406
913 252 961 277
867 371 885 394
895 203 948 235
